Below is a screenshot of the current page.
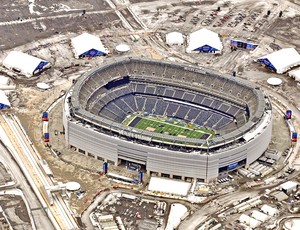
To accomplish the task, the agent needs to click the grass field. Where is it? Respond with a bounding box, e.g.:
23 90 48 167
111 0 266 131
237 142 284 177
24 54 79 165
125 114 214 140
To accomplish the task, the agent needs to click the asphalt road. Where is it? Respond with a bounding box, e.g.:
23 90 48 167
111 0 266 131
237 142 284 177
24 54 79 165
0 143 54 230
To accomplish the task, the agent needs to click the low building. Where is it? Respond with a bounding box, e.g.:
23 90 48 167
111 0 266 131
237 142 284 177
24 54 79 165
272 191 289 202
2 51 50 77
265 149 282 160
71 33 109 59
186 28 223 53
280 181 298 194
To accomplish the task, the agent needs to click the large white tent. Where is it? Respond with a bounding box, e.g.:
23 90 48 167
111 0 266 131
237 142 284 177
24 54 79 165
71 33 109 59
261 204 279 216
239 214 261 228
186 28 223 53
251 210 270 222
148 177 191 196
2 51 50 77
0 90 10 109
257 48 300 74
166 32 184 46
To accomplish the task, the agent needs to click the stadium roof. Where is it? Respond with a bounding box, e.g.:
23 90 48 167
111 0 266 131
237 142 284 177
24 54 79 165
187 28 223 53
71 33 109 58
257 48 300 74
2 51 49 77
0 90 10 109
166 32 184 45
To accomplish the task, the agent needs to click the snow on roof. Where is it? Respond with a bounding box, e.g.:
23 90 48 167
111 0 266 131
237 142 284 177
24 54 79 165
0 90 10 107
187 28 223 52
166 32 184 45
148 177 191 196
3 51 49 77
71 33 108 58
258 48 300 74
165 204 188 230
239 214 261 228
280 181 298 190
261 204 279 216
251 210 270 222
0 76 9 85
289 68 300 81
267 77 282 86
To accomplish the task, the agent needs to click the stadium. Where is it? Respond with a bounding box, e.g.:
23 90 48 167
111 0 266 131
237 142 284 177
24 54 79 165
63 57 272 182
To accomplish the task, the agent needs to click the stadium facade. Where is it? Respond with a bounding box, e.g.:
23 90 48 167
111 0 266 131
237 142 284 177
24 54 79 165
63 57 272 182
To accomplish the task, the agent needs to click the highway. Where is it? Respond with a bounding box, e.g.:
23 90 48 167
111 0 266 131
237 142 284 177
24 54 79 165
0 113 78 230
0 142 54 229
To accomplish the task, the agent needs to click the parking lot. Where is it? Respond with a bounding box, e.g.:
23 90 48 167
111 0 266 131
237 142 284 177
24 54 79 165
91 192 167 230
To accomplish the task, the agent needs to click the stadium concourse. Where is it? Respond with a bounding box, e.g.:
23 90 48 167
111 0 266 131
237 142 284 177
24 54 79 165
63 57 272 182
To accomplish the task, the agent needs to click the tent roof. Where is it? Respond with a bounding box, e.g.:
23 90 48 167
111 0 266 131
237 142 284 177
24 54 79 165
3 51 48 77
251 210 269 222
258 48 300 74
187 28 223 52
71 33 108 57
166 32 184 45
261 204 279 216
289 68 300 81
0 90 10 107
280 181 298 190
148 177 191 196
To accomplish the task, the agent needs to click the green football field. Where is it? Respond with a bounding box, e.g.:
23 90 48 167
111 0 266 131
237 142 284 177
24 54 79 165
125 115 214 140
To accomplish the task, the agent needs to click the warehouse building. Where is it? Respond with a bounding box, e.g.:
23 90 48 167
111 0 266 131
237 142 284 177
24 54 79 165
2 51 50 77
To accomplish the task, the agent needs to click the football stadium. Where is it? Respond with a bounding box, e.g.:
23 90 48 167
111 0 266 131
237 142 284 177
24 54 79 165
63 57 272 182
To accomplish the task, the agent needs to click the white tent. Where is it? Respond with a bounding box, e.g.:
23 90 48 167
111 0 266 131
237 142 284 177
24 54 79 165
2 51 50 77
186 28 223 53
166 32 184 46
71 33 109 59
148 177 191 196
289 69 300 81
0 90 10 109
261 204 279 216
257 48 300 74
251 210 270 222
239 214 261 228
280 181 298 193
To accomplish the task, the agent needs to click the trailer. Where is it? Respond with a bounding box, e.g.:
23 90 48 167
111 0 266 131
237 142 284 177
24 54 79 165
42 111 49 121
44 133 50 142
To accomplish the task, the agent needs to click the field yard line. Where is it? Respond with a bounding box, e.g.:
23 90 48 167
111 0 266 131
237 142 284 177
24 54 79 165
136 116 209 134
